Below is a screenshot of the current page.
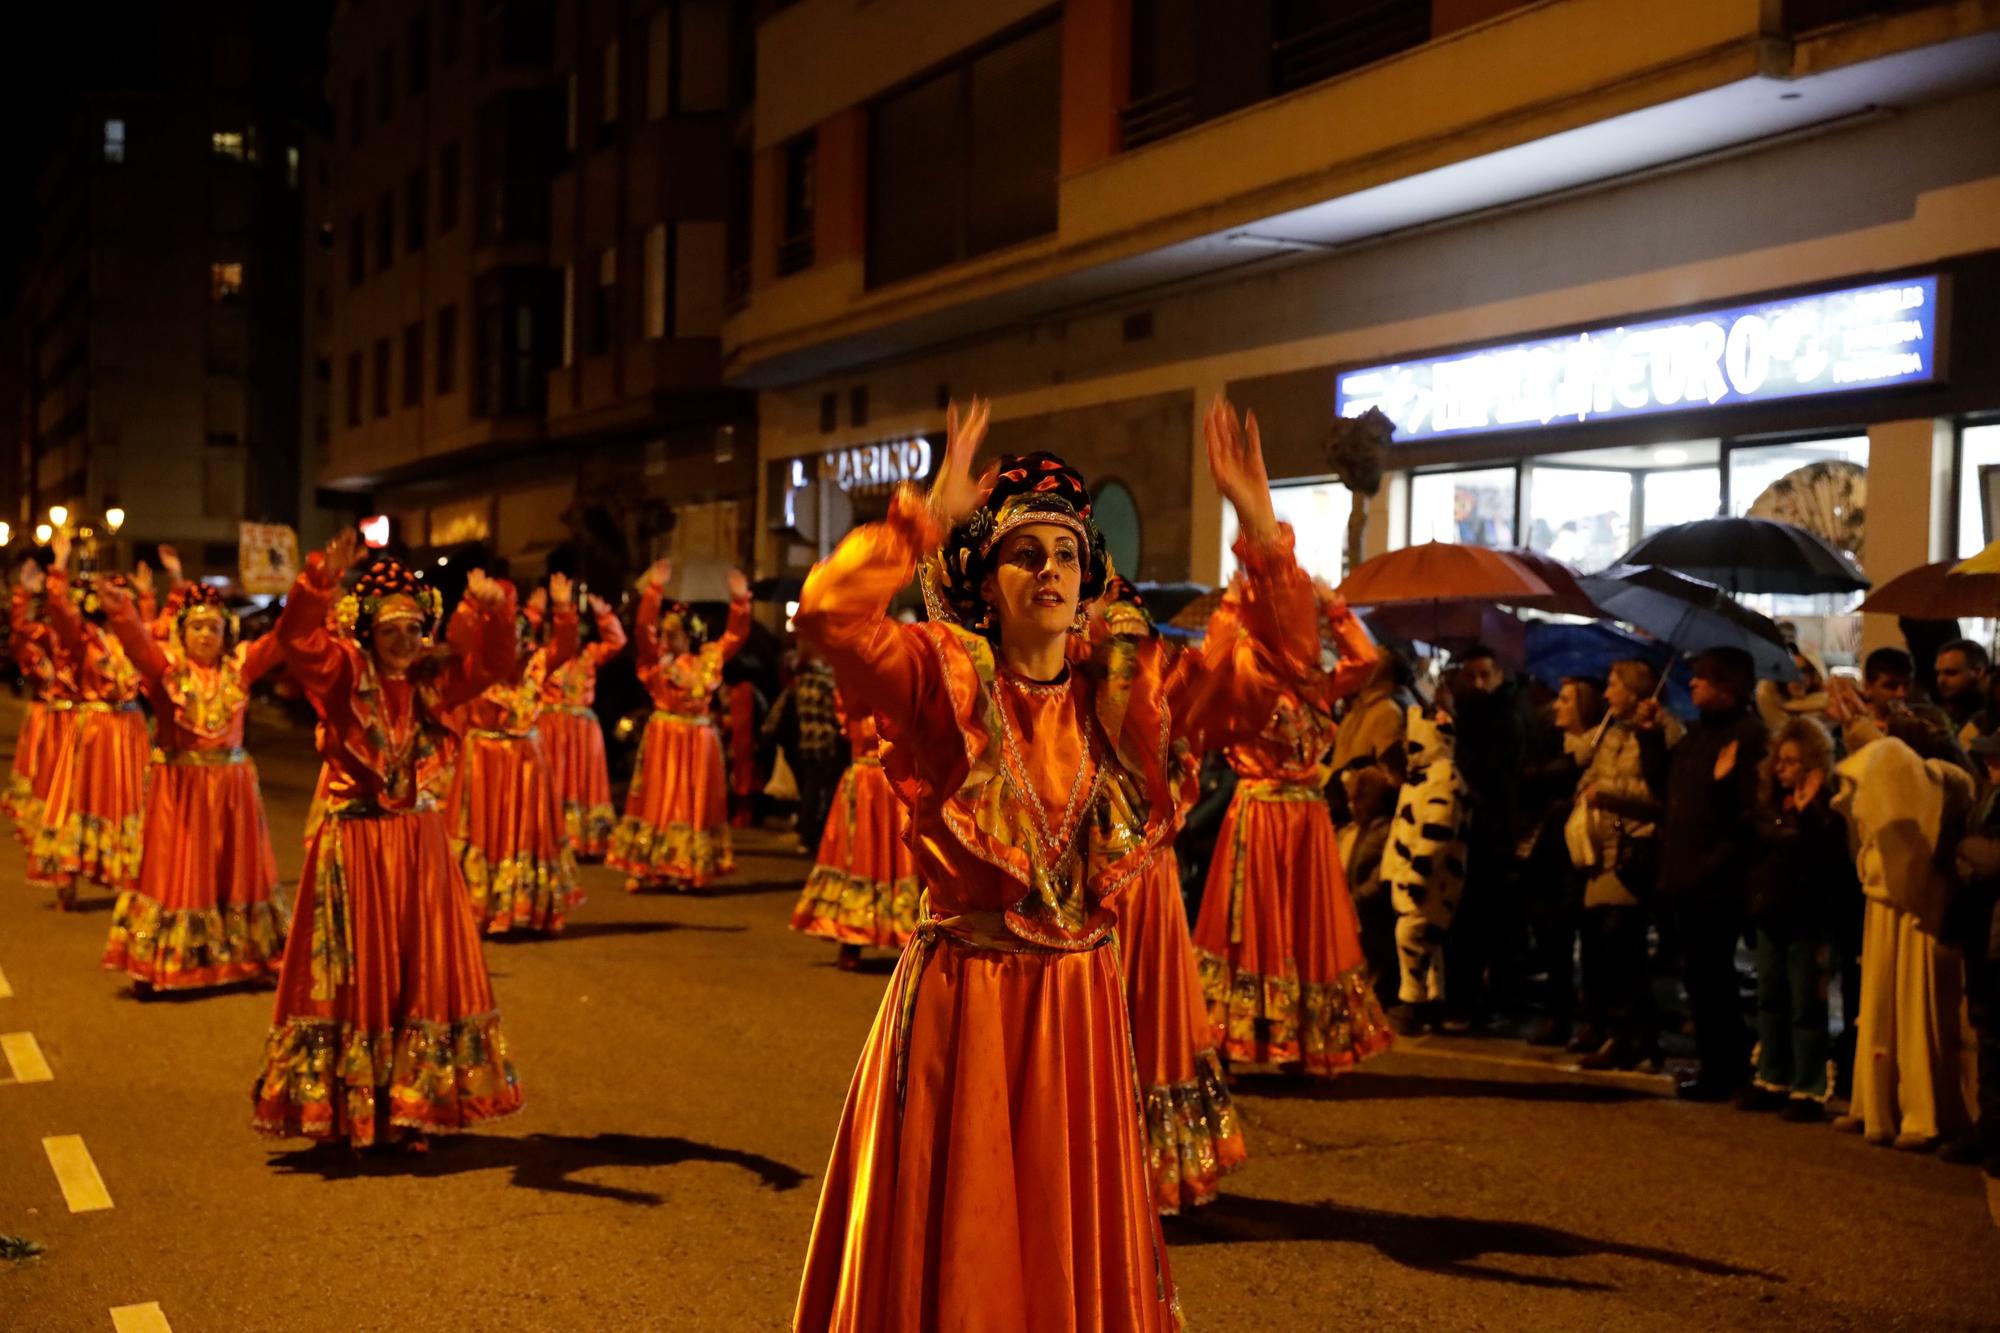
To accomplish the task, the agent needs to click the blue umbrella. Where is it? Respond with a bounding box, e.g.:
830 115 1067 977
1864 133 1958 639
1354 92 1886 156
1579 565 1799 682
1523 620 1694 717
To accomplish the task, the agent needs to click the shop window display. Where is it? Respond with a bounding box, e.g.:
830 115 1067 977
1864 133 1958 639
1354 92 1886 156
1957 423 2000 559
1642 467 1722 537
1220 479 1352 584
1526 467 1629 573
1410 468 1515 548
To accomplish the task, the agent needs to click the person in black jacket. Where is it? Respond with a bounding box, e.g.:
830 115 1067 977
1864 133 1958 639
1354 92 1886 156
1741 715 1855 1121
1598 647 1768 1100
1443 645 1529 1026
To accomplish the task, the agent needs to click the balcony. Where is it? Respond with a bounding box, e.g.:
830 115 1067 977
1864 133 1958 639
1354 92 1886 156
1272 1 1432 95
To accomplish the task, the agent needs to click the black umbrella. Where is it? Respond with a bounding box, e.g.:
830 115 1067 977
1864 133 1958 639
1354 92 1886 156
1579 565 1798 681
1614 517 1869 596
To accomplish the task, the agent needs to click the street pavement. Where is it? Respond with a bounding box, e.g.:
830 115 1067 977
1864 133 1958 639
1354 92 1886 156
1 703 1997 1332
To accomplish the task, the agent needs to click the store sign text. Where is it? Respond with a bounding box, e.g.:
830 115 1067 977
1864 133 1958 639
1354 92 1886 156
780 438 935 532
1335 276 1941 441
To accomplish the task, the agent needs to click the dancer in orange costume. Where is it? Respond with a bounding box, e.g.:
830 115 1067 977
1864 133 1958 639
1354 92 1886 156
1091 576 1248 1214
252 533 523 1150
607 560 751 891
539 588 626 858
724 675 760 828
786 696 921 968
792 397 1315 1331
452 573 582 935
99 582 289 993
31 533 151 909
6 557 73 844
1191 580 1394 1076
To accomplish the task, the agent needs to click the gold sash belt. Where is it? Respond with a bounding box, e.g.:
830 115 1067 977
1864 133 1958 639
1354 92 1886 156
158 747 247 767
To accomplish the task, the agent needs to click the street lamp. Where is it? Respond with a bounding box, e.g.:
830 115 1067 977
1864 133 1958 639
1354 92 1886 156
0 522 11 547
36 504 129 573
33 523 52 545
48 505 68 529
104 507 125 534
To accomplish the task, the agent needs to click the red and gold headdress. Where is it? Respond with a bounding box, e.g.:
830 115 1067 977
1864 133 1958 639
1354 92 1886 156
919 451 1109 632
334 557 443 642
173 583 240 652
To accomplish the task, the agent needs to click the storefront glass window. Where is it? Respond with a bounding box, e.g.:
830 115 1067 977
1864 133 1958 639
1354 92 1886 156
1957 424 2000 560
1641 469 1721 538
1525 468 1629 573
1219 479 1352 584
1409 468 1515 548
1727 437 1869 519
1093 480 1142 583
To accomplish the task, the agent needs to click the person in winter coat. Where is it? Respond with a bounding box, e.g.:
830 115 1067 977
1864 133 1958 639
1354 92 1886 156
1741 716 1856 1120
1947 730 2000 1174
1826 678 1977 1151
1380 705 1471 1033
1330 650 1415 1008
1754 645 1831 733
1443 645 1528 1023
1520 675 1606 1047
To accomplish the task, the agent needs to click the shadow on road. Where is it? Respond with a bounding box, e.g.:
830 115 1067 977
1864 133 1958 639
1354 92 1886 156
116 979 275 1004
1166 1194 1777 1291
267 1131 810 1205
1233 1069 1652 1105
510 919 748 942
696 877 808 899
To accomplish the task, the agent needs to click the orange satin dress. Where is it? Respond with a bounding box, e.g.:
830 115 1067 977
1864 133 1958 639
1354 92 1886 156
606 589 750 889
100 600 289 989
1191 612 1395 1075
788 704 921 950
452 605 581 935
791 488 1315 1332
539 601 625 858
31 573 150 907
6 584 72 843
251 555 524 1147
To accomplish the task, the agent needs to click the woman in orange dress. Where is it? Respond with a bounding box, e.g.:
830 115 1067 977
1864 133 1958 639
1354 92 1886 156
607 560 751 892
251 534 523 1151
452 575 582 936
97 582 288 992
32 542 151 910
792 397 1315 1331
540 590 626 858
1191 582 1394 1076
787 697 921 969
6 559 72 844
1092 576 1249 1214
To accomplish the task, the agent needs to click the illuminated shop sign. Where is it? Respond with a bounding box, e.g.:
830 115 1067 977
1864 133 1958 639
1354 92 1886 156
1335 275 1941 441
780 437 936 531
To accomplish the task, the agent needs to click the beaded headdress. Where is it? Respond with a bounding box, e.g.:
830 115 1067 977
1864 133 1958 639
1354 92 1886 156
919 451 1109 632
1098 574 1153 638
174 583 240 651
334 557 442 642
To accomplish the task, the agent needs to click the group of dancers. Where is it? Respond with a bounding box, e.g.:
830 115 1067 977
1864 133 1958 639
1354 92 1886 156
7 394 1389 1328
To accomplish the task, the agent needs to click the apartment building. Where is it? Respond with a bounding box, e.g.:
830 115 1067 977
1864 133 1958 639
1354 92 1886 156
317 0 755 592
734 0 2000 660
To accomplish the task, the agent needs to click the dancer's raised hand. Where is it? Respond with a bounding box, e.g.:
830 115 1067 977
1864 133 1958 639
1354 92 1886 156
323 529 361 581
727 568 750 602
464 568 506 608
644 558 672 590
1205 394 1278 545
929 397 998 527
549 572 574 607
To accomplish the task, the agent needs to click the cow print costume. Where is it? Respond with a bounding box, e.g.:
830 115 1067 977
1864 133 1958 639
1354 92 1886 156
1381 705 1471 1006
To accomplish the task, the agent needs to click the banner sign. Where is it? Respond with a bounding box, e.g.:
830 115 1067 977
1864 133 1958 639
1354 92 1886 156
1335 275 1941 441
238 522 299 596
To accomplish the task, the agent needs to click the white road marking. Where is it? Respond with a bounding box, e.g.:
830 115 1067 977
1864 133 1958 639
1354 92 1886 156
0 963 13 998
41 1135 113 1212
110 1303 175 1333
1 1031 53 1083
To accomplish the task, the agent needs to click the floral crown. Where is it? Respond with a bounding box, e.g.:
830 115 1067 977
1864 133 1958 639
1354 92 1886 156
334 558 443 639
174 583 240 649
920 451 1109 632
660 601 708 644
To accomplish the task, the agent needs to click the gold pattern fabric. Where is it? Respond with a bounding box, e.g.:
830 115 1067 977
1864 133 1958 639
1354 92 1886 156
1197 954 1393 1075
101 891 287 989
1141 1050 1243 1215
606 816 733 883
250 1011 521 1147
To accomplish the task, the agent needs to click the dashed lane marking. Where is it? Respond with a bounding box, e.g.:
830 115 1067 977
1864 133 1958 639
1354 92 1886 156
0 1031 53 1083
41 1135 113 1212
110 1303 175 1333
0 963 13 998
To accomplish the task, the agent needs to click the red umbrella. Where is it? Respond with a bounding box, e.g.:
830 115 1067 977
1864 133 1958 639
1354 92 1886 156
1503 549 1604 619
1338 542 1552 607
1364 602 1526 665
1857 560 2000 619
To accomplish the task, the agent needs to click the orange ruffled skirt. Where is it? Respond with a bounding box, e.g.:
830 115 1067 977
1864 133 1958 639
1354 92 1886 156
608 712 732 888
789 759 920 949
456 731 581 935
6 701 66 841
1191 783 1393 1075
1121 853 1247 1213
103 752 287 989
251 807 523 1147
796 930 1181 1332
31 706 148 902
542 706 615 858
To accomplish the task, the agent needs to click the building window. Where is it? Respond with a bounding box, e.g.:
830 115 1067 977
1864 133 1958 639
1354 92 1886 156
601 38 621 130
378 47 395 122
347 213 365 287
473 268 554 419
441 0 462 66
435 304 458 395
560 264 575 367
376 191 395 271
403 321 424 407
674 220 725 337
590 247 618 356
211 129 245 160
346 350 363 427
438 141 461 232
208 262 243 305
102 117 126 163
372 338 391 418
351 74 366 146
1409 467 1518 547
408 13 430 95
643 223 668 340
406 167 428 251
1092 480 1144 583
1524 464 1633 573
646 9 671 121
868 20 1061 287
778 134 815 276
677 0 729 113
